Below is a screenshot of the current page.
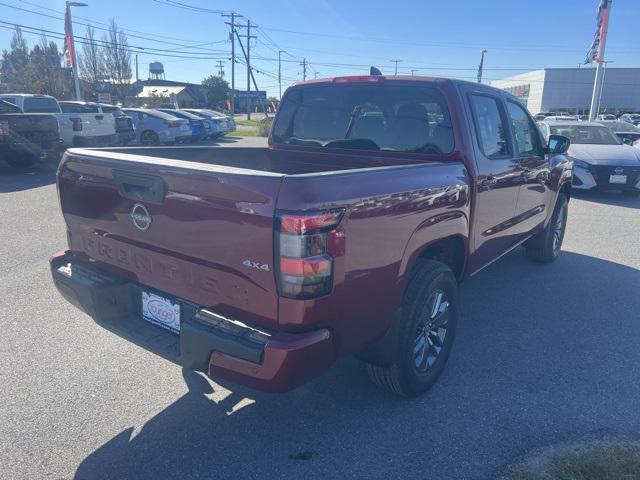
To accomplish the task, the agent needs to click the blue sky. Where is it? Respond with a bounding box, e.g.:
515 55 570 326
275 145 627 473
1 0 638 98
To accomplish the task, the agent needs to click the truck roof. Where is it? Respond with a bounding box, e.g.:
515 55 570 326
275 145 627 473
291 74 513 99
0 93 56 99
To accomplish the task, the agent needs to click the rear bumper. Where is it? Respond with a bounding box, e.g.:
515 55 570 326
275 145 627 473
49 251 334 392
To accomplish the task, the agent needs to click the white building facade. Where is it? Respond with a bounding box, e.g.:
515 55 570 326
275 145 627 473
491 68 640 115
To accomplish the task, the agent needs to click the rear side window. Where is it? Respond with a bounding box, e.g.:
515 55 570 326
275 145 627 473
272 84 454 154
23 97 60 113
506 101 543 156
469 95 510 159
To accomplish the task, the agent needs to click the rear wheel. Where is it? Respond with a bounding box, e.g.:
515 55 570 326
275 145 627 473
525 196 568 263
140 130 160 146
366 259 458 397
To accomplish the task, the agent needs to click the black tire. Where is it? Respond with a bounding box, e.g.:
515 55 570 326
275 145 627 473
4 151 37 169
525 195 568 263
366 259 458 397
140 130 160 146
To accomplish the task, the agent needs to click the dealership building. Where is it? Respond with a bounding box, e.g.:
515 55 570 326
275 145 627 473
490 68 640 115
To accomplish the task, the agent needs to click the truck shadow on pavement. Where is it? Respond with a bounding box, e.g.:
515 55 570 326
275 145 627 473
0 161 58 193
74 249 640 480
572 189 640 209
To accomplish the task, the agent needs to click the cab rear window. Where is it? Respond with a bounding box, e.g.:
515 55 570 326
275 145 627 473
272 84 454 154
23 97 60 113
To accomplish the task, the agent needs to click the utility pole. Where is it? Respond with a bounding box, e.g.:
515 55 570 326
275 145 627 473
314 72 319 80
243 20 257 119
234 29 268 118
65 1 88 101
135 53 139 82
278 50 285 99
411 69 417 76
222 12 242 115
390 59 402 75
477 49 488 83
588 1 613 121
216 60 225 78
300 58 307 80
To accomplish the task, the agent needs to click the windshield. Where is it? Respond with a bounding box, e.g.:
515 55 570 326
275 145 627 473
549 125 621 145
162 109 201 120
272 84 454 154
604 122 640 133
23 96 60 113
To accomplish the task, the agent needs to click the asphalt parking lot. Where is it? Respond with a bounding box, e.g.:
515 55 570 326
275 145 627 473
1 138 639 480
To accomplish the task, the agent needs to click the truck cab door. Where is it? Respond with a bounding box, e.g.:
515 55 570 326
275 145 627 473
504 100 550 237
463 90 523 274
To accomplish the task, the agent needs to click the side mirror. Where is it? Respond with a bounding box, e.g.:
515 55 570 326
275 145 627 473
622 137 632 145
547 134 570 155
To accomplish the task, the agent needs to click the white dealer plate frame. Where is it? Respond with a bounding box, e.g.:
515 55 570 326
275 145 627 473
142 291 181 334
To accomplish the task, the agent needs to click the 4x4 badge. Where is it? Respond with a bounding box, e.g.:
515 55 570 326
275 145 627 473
242 260 270 271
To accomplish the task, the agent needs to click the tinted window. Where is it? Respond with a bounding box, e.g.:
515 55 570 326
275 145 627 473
469 95 509 159
0 97 17 106
549 125 621 145
272 84 454 154
23 97 60 113
0 100 21 113
506 101 543 156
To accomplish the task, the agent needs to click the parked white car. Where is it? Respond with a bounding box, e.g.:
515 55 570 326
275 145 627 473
0 94 117 148
538 120 640 193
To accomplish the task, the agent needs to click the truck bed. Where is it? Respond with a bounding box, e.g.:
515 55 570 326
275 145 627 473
89 145 432 175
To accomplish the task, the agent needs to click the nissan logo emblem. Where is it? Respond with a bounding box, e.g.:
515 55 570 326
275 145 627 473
131 203 152 231
614 167 624 175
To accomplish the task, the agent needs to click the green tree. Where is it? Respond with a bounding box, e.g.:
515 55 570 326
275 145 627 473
25 35 68 97
201 75 230 108
0 27 29 92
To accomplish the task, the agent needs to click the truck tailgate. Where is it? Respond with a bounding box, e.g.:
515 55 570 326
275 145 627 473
57 149 283 329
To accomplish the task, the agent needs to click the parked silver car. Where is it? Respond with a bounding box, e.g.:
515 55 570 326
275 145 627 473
619 113 640 126
597 120 640 146
538 120 640 193
122 108 191 145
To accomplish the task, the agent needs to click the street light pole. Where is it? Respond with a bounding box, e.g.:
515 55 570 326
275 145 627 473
66 1 88 101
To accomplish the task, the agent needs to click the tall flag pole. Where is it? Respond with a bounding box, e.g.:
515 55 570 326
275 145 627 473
586 0 612 121
65 2 82 100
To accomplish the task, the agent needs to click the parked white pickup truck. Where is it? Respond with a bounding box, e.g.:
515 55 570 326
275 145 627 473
0 94 117 148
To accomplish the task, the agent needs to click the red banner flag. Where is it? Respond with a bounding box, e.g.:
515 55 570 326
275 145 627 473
64 3 76 68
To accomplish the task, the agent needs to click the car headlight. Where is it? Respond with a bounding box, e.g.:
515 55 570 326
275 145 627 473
573 159 591 170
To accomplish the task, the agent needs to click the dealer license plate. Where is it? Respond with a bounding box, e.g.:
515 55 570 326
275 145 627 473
142 291 181 333
609 174 627 184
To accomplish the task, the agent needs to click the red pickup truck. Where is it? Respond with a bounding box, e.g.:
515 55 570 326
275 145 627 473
50 76 572 396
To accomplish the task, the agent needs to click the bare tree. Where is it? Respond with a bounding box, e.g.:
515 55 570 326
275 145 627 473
102 19 131 103
78 25 104 94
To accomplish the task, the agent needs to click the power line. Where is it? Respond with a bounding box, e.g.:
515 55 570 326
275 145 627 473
2 1 229 53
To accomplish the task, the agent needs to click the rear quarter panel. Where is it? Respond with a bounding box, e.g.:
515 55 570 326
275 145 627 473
276 161 471 356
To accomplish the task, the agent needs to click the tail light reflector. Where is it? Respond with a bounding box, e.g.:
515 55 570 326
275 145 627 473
71 118 83 131
275 209 345 299
0 120 9 136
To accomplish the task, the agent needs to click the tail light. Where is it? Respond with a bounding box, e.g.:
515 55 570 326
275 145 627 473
165 120 182 128
275 209 345 299
0 120 9 136
71 118 83 132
